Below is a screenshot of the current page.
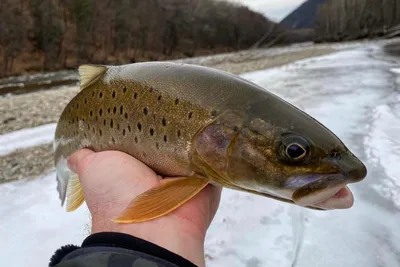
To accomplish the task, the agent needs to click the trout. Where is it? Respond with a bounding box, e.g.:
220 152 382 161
54 62 367 223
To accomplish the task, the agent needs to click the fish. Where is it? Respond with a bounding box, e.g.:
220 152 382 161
54 62 367 223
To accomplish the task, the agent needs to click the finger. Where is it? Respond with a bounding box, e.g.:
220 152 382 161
207 185 222 223
67 148 96 175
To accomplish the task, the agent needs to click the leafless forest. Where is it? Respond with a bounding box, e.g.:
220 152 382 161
315 0 400 42
1 0 399 78
0 0 287 77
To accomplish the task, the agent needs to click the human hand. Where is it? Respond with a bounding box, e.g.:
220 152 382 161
67 149 222 267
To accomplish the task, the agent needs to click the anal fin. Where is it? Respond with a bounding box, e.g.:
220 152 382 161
66 174 85 212
113 176 209 223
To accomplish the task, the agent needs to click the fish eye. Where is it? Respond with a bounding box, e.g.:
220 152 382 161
286 143 307 160
279 135 310 162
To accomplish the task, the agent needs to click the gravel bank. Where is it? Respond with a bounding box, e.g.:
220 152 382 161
0 46 336 183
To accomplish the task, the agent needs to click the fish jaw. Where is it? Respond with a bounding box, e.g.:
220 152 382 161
287 172 357 210
314 186 354 209
294 182 354 209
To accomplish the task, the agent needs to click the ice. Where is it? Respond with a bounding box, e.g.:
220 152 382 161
390 68 400 74
0 172 90 267
0 123 56 156
1 41 400 267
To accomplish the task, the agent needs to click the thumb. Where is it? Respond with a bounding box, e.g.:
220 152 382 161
67 148 97 175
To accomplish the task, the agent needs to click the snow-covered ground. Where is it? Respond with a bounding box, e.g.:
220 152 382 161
0 123 56 156
1 42 400 267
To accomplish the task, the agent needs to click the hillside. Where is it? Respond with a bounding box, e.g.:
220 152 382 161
0 0 286 78
315 0 400 42
280 0 326 29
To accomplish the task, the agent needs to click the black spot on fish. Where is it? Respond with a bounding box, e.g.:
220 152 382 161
175 98 179 105
84 98 87 104
134 136 138 143
112 136 116 144
123 129 126 136
117 123 120 131
76 103 79 109
90 110 93 117
150 128 154 136
110 119 114 128
99 129 102 136
124 113 128 119
113 107 117 114
92 92 95 97
156 142 159 149
95 116 98 122
137 123 142 131
188 112 193 119
99 92 103 98
177 130 181 138
233 126 239 132
134 92 138 99
99 109 103 117
87 124 90 130
158 95 162 101
120 106 123 115
143 107 148 115
72 118 74 123
149 86 153 93
108 108 111 114
92 127 95 134
211 110 217 116
84 133 87 138
103 119 106 126
112 91 116 98
163 135 167 143
162 118 166 126
128 125 131 132
123 87 127 93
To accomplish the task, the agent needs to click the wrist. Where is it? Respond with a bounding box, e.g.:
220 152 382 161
91 216 206 267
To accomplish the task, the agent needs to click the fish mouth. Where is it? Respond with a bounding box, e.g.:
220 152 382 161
288 153 367 210
287 172 356 210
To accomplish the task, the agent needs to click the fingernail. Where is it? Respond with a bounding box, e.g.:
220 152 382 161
67 157 77 173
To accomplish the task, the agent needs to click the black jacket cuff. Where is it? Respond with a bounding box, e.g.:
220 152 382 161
49 232 197 267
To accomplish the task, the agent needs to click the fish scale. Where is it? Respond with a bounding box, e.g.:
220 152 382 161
56 76 213 177
54 62 367 223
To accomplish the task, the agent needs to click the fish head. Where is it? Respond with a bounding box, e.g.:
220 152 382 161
194 98 367 210
229 98 367 210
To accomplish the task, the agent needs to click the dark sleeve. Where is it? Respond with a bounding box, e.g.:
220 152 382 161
49 232 198 267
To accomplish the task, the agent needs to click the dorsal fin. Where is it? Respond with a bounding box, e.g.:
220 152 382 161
78 65 107 90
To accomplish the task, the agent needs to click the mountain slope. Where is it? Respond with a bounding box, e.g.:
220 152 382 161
280 0 326 29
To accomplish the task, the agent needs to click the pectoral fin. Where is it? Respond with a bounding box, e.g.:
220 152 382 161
113 176 209 223
66 174 85 212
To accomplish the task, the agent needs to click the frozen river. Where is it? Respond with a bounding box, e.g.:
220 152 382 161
1 42 399 267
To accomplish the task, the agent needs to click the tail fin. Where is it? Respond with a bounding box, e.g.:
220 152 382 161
56 172 68 206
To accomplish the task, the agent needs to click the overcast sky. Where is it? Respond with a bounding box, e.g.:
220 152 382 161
228 0 305 22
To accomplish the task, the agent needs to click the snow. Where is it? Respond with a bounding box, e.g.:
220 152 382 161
1 42 400 267
0 123 56 156
0 173 90 267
